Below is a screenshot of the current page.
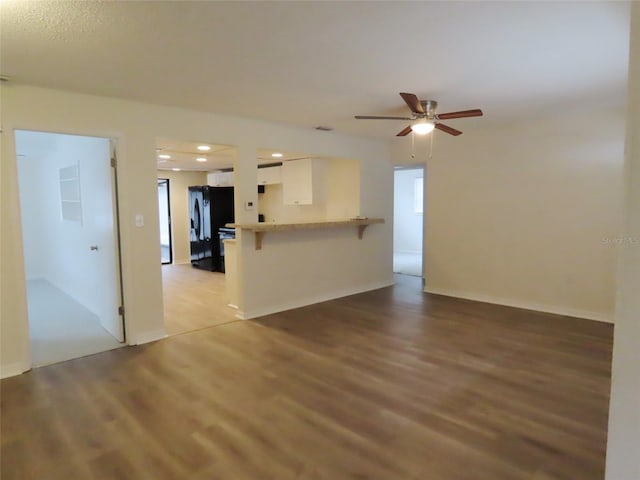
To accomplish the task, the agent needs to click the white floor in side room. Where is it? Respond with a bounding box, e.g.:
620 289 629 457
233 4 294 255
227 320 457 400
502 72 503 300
27 279 123 367
393 252 422 277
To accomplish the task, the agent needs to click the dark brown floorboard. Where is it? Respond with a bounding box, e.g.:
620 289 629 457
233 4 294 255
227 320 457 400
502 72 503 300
1 275 613 480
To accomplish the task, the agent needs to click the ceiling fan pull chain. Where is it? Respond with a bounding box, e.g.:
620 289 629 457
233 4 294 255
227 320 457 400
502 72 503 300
429 130 434 160
411 131 415 159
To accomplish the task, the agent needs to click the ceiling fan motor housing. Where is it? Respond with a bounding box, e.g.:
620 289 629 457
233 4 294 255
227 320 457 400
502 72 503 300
421 100 438 119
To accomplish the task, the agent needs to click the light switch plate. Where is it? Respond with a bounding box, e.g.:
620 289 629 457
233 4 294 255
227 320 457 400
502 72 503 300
244 201 255 210
135 214 144 227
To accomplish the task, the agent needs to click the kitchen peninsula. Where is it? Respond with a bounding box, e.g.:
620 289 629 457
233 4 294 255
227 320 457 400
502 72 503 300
228 217 384 250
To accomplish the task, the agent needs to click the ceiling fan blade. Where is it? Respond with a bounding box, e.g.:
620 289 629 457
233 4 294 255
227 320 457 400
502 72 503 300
355 115 412 120
437 109 483 120
396 126 413 136
435 123 463 136
399 92 424 114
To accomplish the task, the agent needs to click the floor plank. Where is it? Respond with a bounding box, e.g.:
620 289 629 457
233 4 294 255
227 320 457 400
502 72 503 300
162 263 237 336
1 275 613 480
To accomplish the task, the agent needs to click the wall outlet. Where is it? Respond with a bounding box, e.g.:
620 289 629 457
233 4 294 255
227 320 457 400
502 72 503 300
244 201 255 210
135 214 144 227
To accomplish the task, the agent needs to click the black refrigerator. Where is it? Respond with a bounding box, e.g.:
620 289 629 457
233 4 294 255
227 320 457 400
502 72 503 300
189 186 235 271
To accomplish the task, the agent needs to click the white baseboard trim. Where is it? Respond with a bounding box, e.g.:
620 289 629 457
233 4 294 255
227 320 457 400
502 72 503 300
1 361 31 379
228 304 246 320
131 329 168 345
424 286 614 323
242 280 394 320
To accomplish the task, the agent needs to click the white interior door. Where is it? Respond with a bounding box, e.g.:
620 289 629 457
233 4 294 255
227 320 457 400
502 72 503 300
15 131 125 350
81 140 124 341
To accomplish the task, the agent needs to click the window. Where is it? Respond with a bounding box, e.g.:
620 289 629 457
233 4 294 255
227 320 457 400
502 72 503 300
414 177 423 214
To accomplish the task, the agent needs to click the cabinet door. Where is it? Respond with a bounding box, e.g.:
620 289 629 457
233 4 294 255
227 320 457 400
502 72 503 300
282 159 313 205
221 171 235 186
208 171 234 186
257 166 282 185
207 172 221 186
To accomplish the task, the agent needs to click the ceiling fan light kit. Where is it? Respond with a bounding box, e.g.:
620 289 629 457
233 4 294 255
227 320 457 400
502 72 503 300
355 92 483 137
411 118 435 135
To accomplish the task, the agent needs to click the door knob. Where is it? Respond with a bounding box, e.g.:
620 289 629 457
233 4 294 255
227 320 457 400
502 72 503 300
90 245 99 251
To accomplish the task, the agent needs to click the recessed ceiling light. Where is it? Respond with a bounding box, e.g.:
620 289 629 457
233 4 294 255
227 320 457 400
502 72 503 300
197 145 211 152
196 157 207 162
158 154 171 159
172 168 181 171
271 152 283 158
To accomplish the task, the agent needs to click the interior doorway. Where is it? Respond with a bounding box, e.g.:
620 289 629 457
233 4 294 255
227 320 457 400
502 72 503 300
393 166 424 278
15 130 125 367
158 178 173 264
156 138 238 337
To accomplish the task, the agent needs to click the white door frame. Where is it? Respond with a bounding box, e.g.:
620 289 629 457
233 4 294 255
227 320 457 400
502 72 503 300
13 127 128 362
392 165 426 282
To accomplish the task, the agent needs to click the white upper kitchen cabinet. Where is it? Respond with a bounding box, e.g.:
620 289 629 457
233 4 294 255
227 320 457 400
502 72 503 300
207 171 235 187
281 158 326 205
257 165 282 185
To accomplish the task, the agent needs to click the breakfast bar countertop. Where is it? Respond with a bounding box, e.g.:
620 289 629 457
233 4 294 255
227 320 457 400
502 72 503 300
227 218 384 250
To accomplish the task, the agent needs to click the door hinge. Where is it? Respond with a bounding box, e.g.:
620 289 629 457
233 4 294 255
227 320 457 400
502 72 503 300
111 157 117 168
118 305 125 316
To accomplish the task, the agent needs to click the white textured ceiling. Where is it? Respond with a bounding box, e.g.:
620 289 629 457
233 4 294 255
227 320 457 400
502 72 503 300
0 1 630 139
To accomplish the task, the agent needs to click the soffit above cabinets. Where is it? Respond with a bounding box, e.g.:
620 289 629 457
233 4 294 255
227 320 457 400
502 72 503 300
156 139 322 172
156 138 235 172
256 149 311 164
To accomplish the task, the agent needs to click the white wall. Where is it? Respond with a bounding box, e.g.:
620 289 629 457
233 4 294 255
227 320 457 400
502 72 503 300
325 158 361 219
241 155 389 319
157 170 208 264
1 84 392 377
259 184 326 223
15 131 112 318
392 104 625 322
393 168 424 253
258 158 360 223
606 3 640 478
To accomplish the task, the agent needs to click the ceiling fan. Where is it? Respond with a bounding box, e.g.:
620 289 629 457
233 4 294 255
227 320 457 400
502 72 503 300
355 92 483 136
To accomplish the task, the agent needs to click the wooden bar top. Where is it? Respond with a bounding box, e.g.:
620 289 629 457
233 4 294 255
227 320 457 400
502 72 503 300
226 218 384 250
227 217 384 232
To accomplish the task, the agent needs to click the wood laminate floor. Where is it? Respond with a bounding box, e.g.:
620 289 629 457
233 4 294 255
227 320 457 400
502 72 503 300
162 263 237 336
1 275 613 480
